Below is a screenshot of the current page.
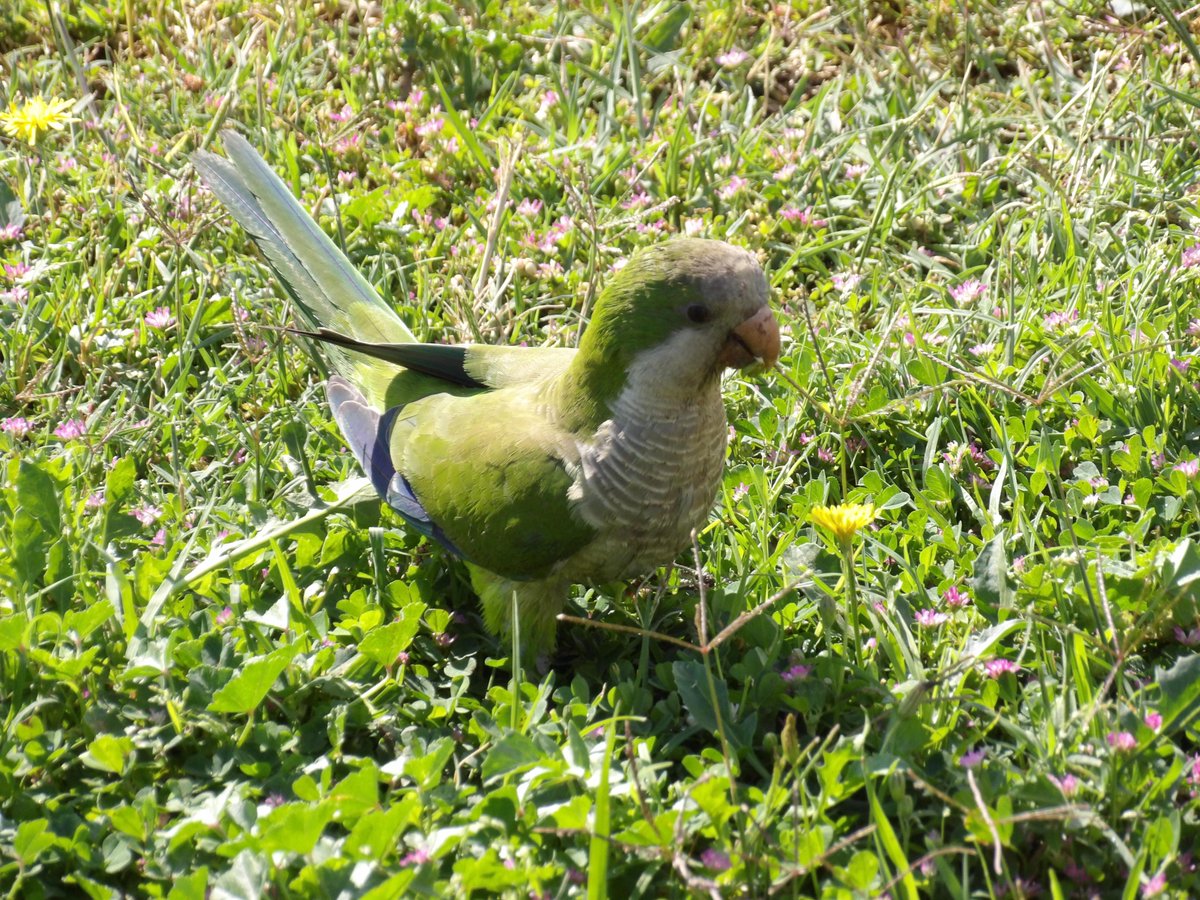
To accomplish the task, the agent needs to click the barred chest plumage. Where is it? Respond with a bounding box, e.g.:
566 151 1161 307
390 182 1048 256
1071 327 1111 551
563 379 729 583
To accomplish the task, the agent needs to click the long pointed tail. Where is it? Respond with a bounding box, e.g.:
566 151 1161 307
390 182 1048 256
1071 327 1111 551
193 131 414 406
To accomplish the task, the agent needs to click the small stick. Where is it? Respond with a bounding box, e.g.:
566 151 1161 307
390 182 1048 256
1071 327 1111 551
691 530 709 647
555 614 701 652
703 583 798 653
966 768 1003 874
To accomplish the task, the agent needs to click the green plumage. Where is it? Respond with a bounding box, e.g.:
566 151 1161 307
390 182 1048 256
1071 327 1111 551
195 131 775 659
392 387 593 580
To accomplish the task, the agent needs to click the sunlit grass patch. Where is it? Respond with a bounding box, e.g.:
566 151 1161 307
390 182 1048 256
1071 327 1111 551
1 2 1200 897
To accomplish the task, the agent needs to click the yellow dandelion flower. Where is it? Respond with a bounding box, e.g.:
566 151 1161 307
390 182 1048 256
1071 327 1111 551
0 96 77 145
810 502 875 543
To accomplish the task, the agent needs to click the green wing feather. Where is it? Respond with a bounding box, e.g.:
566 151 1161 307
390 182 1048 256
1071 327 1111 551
288 326 577 391
392 389 595 581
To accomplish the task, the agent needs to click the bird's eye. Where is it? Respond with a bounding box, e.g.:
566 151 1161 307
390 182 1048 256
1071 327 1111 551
685 304 711 324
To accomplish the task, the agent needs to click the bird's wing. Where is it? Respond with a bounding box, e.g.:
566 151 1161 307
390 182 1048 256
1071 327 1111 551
327 376 594 578
397 399 594 579
391 385 596 580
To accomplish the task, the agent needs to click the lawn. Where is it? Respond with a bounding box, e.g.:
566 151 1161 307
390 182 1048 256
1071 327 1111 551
3 1 1200 897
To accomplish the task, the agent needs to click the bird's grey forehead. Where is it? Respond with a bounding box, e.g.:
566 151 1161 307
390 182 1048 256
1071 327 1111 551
688 245 768 306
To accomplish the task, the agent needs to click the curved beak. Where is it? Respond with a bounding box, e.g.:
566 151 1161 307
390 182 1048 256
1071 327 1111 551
718 305 780 370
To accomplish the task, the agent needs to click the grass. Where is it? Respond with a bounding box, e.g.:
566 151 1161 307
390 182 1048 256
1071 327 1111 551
3 0 1200 896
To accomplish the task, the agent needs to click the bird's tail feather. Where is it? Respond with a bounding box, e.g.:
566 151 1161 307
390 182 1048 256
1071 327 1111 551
193 130 414 407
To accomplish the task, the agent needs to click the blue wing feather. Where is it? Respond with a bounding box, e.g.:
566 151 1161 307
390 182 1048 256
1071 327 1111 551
326 376 464 557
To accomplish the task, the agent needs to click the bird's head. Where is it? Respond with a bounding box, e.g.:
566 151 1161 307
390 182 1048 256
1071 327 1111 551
575 239 779 402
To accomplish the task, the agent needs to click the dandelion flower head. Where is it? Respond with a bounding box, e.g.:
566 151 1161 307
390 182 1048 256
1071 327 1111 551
810 502 875 543
0 95 76 145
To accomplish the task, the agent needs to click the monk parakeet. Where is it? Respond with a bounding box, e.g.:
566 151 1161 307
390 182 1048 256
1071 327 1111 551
193 131 779 654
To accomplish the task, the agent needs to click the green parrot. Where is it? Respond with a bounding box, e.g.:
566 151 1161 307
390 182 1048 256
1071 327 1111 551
193 131 779 654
